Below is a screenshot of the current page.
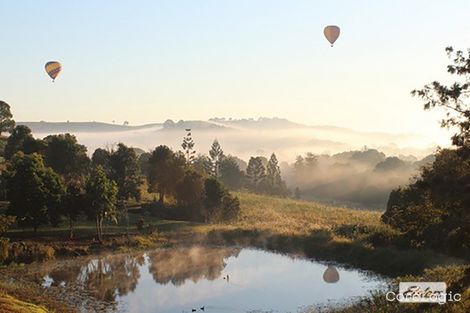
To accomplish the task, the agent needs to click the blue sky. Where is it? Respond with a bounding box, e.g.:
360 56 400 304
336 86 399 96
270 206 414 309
1 0 469 136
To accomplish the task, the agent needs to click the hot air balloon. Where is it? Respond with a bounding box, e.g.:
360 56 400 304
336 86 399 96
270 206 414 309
323 25 340 47
45 61 62 82
323 265 340 283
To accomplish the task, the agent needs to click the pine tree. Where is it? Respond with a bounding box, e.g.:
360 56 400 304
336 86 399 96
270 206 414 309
266 153 282 187
181 129 196 164
246 156 266 191
265 153 287 196
209 139 224 177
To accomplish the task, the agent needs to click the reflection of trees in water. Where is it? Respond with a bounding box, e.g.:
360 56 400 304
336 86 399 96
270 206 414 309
47 253 145 302
43 247 239 303
147 246 240 286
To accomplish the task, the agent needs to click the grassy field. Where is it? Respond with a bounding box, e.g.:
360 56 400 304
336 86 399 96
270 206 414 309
205 191 383 234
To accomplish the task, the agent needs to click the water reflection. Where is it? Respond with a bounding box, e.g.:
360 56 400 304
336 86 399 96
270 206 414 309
46 253 145 302
42 247 385 313
147 247 239 286
323 266 340 283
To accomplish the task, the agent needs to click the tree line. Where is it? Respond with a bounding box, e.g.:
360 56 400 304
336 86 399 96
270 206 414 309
0 105 244 241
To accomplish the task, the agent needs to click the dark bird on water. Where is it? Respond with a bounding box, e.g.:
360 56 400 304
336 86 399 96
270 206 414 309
192 309 196 312
200 306 205 311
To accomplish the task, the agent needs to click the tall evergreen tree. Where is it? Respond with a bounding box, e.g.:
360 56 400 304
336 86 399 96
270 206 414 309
246 156 266 191
181 129 196 164
209 139 224 177
266 154 281 187
265 153 288 196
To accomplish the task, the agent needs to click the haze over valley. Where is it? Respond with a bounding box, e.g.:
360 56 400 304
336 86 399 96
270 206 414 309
19 117 442 161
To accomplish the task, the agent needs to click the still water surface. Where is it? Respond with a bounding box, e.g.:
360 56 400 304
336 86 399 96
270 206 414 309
42 246 386 313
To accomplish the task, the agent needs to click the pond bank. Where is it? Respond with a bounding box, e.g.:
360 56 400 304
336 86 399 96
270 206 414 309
1 192 468 312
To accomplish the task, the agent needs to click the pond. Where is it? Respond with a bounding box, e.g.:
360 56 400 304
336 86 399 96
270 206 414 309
41 246 386 313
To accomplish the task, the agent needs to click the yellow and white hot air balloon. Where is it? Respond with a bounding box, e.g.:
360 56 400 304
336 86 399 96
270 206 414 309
45 61 62 82
323 265 340 283
323 25 341 47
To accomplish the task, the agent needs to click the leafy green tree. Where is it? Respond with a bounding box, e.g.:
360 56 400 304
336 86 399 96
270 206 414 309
147 145 185 203
412 47 470 147
109 143 142 201
6 153 64 232
86 166 118 242
209 139 224 177
246 156 266 191
181 129 196 164
138 152 151 177
4 125 43 160
92 148 112 173
63 179 87 239
0 101 15 136
219 156 244 190
43 134 90 180
42 134 90 233
175 170 204 207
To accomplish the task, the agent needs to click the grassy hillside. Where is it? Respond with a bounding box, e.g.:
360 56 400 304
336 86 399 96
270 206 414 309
232 192 382 234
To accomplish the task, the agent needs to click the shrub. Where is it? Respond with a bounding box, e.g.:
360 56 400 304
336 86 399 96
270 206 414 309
136 218 144 231
0 215 15 236
220 194 241 221
0 238 9 263
204 177 241 222
3 242 55 264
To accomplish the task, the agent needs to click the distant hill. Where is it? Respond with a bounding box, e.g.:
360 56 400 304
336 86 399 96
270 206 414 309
17 117 436 162
161 119 227 131
17 121 162 133
209 117 307 129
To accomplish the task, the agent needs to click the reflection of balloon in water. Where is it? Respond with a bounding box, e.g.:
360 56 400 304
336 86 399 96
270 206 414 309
323 25 340 47
45 61 62 81
323 265 340 283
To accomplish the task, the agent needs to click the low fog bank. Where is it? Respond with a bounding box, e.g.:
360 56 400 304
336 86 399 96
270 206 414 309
281 149 435 210
25 117 440 161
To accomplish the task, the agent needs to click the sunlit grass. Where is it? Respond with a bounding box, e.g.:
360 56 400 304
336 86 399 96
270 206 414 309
0 293 49 313
196 192 383 236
